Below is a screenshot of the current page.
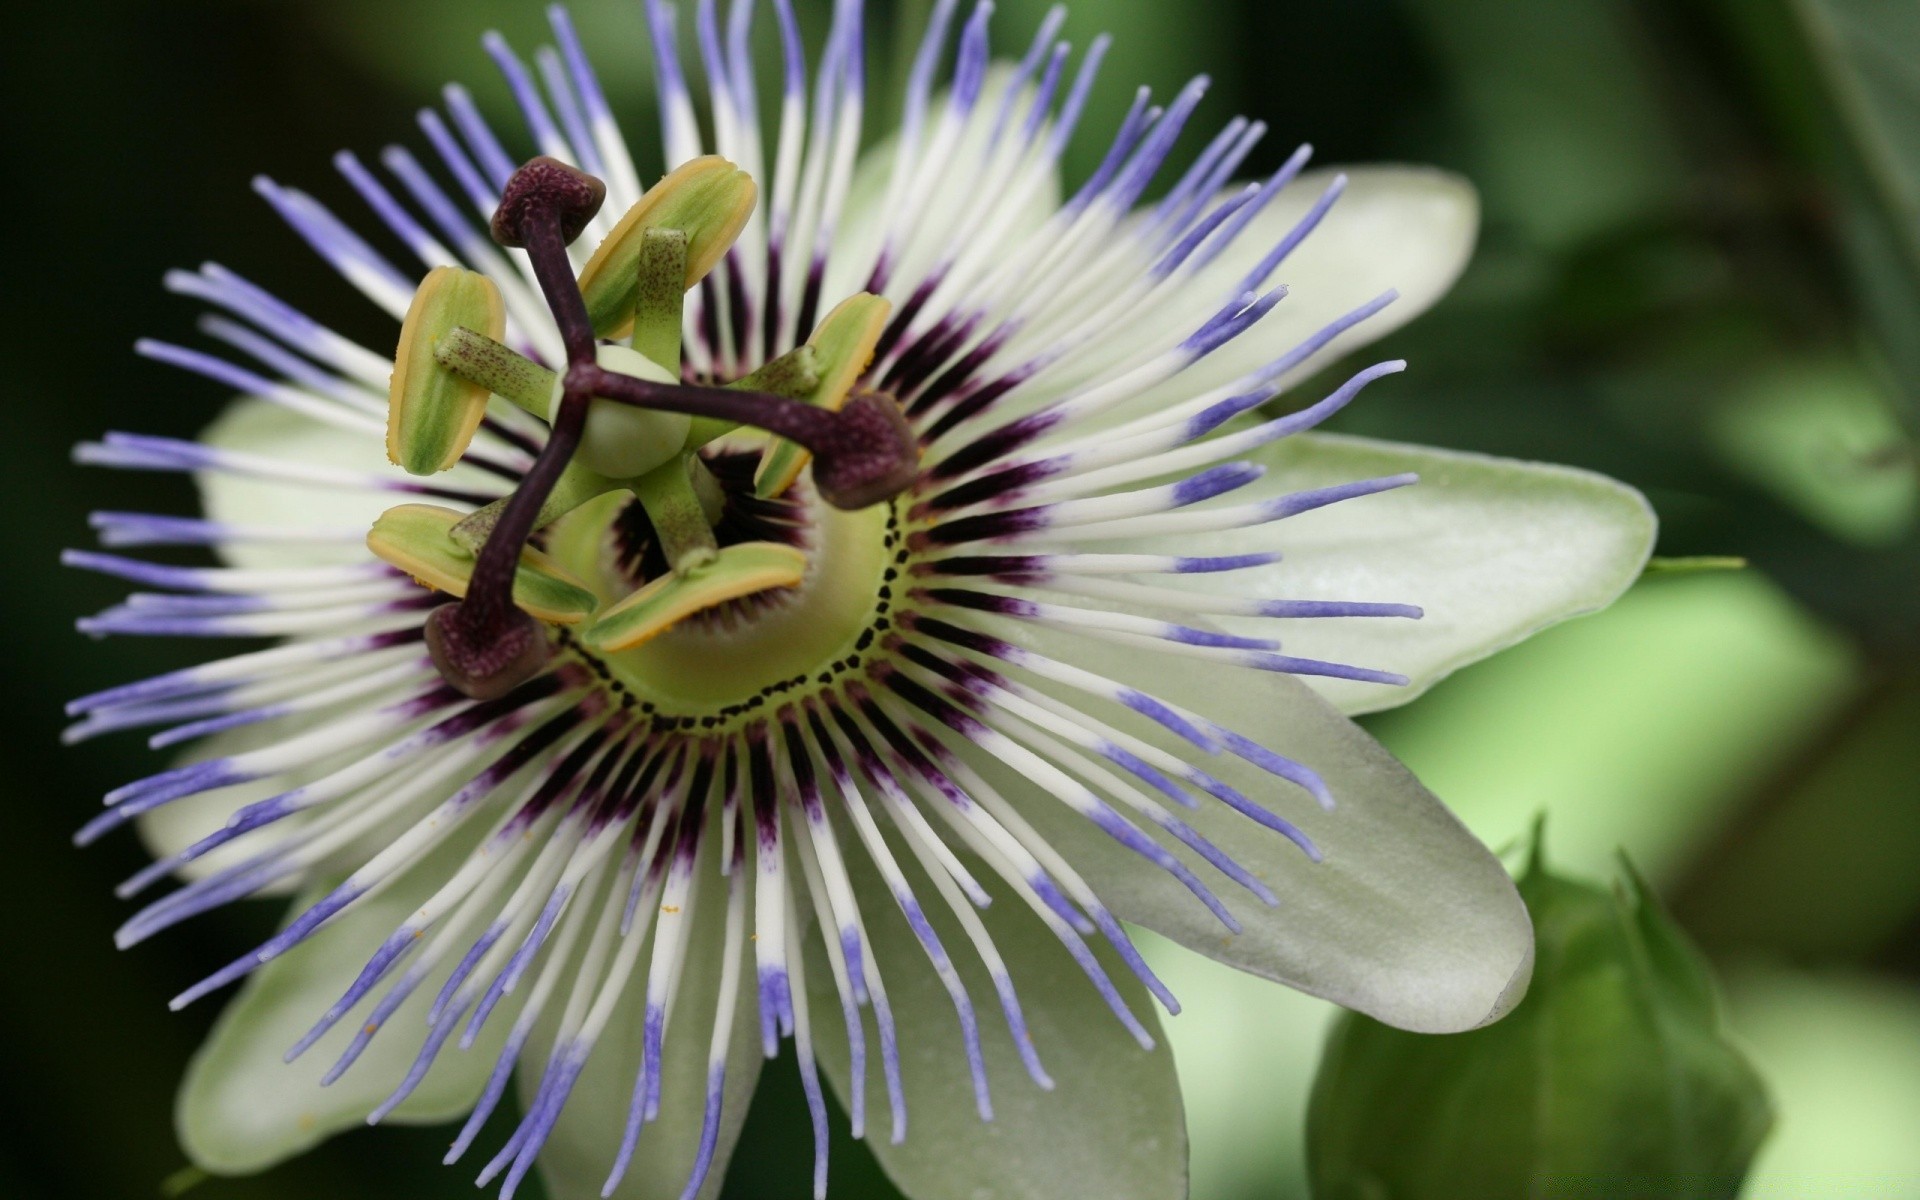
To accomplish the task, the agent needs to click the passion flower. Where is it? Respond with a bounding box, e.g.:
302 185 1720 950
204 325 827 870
66 3 1657 1198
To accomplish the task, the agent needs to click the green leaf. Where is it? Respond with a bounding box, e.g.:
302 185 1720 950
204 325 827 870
809 853 1187 1200
953 624 1535 1034
1706 354 1917 546
1399 0 1683 248
1680 675 1920 959
1157 431 1657 715
1365 572 1859 882
1726 967 1920 1194
1306 835 1773 1199
1725 0 1920 425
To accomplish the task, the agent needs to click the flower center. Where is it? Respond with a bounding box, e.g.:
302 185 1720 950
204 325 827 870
550 471 901 724
367 154 919 703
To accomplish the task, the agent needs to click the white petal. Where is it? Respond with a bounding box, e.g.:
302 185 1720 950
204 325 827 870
177 838 509 1173
1169 431 1657 713
197 397 495 569
1135 166 1479 407
530 854 763 1200
810 856 1186 1200
965 622 1534 1034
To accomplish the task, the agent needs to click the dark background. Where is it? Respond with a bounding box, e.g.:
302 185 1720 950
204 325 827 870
3 0 1917 1197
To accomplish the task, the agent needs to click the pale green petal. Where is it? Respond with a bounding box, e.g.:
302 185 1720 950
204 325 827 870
962 622 1533 1034
810 856 1186 1200
1129 166 1479 409
1166 431 1657 714
197 397 495 570
139 712 441 894
531 852 763 1200
178 836 510 1173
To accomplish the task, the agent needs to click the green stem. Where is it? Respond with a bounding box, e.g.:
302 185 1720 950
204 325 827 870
687 454 727 525
634 456 721 572
685 345 824 450
450 459 615 553
434 326 557 416
633 228 688 372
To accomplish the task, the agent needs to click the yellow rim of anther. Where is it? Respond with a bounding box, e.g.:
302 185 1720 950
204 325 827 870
582 541 809 651
578 156 757 339
754 292 893 499
366 503 598 624
386 267 505 475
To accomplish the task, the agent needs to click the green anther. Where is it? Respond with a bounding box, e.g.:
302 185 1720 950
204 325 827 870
737 344 823 399
366 503 597 624
433 325 558 416
755 292 892 498
582 540 808 652
562 345 694 479
449 459 616 554
632 227 688 372
684 345 825 449
387 267 505 475
633 456 721 573
578 155 757 339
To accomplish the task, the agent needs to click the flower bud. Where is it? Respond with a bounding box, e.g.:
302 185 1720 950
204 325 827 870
1308 829 1772 1199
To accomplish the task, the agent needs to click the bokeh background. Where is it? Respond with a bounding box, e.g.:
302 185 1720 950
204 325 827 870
4 0 1917 1196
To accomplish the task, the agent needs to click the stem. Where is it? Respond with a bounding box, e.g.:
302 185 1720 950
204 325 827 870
435 326 557 415
524 218 598 367
449 458 611 553
632 228 687 372
634 458 720 572
580 367 848 455
458 171 603 635
462 389 589 630
687 455 727 524
583 366 918 509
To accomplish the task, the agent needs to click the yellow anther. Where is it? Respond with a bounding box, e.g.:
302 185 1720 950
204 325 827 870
582 541 808 652
366 503 597 624
387 267 505 475
578 156 757 339
754 293 893 498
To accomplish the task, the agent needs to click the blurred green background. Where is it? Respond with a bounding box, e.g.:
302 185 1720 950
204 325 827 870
4 0 1918 1196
